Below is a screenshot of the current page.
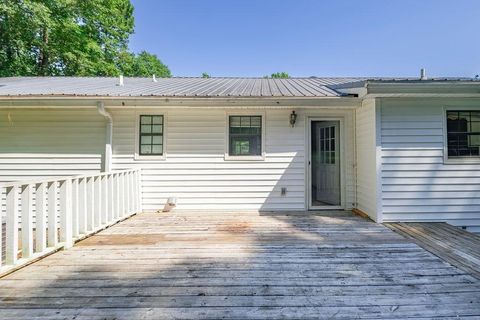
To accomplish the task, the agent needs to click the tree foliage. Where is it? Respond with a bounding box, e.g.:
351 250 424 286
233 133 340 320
118 51 171 77
0 0 171 77
201 72 210 78
270 72 290 78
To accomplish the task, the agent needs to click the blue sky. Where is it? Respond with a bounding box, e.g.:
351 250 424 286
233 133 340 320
129 0 480 78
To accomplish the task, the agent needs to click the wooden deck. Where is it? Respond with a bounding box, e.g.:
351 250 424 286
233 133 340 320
0 211 479 319
385 222 480 280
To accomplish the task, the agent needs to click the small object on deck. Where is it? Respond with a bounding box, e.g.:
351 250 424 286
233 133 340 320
162 197 177 212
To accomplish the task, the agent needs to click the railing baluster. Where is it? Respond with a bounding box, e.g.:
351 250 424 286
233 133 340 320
86 177 94 231
5 186 19 265
59 180 73 249
35 183 47 253
72 179 79 238
131 171 137 213
120 173 125 217
130 171 135 213
21 184 34 259
113 174 119 220
94 176 101 228
125 172 131 215
136 169 142 213
78 178 87 235
108 174 114 223
47 181 58 248
101 175 108 225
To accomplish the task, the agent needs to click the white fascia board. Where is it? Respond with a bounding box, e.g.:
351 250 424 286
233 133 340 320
0 96 362 109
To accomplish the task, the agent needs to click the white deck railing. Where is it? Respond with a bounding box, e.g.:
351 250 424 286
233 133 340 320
0 168 141 274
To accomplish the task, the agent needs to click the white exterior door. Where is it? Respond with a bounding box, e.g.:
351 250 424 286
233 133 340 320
310 121 341 208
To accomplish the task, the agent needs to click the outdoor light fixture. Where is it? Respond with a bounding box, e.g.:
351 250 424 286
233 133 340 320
290 111 297 127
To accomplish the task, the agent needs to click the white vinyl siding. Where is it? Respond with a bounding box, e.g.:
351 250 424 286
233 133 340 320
380 98 480 233
355 99 379 221
0 108 105 182
111 107 356 212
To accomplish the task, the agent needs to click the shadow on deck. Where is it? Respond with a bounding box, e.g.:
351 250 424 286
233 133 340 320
0 211 479 319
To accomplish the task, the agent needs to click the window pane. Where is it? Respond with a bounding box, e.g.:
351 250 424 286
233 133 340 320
469 134 480 147
152 136 163 144
230 116 241 127
251 116 261 127
152 116 163 124
152 145 163 154
152 125 163 134
141 116 152 125
240 116 251 127
141 136 152 144
140 145 152 154
471 121 480 133
141 125 152 134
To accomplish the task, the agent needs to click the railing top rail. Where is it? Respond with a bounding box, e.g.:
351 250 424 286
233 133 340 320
0 168 140 189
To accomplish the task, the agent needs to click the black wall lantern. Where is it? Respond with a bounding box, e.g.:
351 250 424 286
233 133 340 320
290 110 297 127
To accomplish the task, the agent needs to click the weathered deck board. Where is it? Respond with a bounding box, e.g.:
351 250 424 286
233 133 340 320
0 211 479 319
385 222 480 279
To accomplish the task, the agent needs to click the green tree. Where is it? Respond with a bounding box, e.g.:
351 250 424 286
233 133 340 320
201 72 210 78
270 72 290 78
119 51 171 77
0 0 170 77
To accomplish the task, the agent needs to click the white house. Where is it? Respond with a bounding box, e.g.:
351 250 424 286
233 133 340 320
1 76 479 232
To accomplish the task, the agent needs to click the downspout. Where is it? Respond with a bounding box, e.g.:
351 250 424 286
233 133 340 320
96 101 112 172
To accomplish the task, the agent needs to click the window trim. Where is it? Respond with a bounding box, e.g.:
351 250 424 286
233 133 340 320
134 111 167 160
224 111 266 161
443 106 480 164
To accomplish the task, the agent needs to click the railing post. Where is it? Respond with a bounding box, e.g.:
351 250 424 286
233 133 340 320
78 178 87 235
94 176 101 228
101 175 108 225
47 181 58 248
72 179 79 238
35 182 47 253
59 179 73 249
86 177 94 231
5 186 19 265
21 184 34 259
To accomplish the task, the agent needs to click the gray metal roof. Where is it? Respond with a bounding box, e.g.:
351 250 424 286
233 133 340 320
0 77 366 98
0 76 476 98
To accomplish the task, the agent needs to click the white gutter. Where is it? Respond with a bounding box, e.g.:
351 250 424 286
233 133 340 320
96 101 113 172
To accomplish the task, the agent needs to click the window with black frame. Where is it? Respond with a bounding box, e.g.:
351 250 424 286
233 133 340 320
229 116 262 156
139 115 164 155
446 111 480 158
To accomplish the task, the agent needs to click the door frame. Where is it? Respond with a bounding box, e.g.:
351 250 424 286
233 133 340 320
306 117 346 210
